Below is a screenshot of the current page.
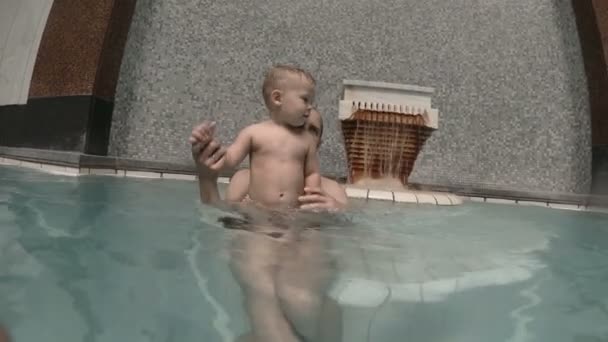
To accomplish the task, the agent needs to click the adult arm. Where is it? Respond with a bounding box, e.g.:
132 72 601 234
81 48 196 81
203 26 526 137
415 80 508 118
192 139 223 205
191 121 226 205
299 178 348 211
191 122 252 205
304 143 322 189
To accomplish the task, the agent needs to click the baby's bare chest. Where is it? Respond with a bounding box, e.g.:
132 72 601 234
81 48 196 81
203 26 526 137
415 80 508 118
251 132 310 161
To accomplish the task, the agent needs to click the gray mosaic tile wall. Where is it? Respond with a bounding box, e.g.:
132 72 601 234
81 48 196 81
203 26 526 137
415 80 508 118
109 0 591 194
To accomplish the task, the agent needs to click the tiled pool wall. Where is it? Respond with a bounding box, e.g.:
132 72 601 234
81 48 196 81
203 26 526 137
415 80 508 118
109 0 590 195
3 155 607 214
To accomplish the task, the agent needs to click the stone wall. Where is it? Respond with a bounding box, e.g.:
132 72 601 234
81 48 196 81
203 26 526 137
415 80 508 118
110 0 591 194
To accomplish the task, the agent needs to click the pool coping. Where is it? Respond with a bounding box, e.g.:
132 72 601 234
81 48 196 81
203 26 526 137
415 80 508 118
1 146 607 211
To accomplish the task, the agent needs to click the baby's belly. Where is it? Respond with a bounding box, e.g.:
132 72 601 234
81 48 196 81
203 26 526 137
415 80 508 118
249 188 300 208
248 163 305 208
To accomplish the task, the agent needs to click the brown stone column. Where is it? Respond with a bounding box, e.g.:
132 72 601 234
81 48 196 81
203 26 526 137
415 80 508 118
594 0 608 70
574 0 608 196
0 0 136 155
589 0 608 146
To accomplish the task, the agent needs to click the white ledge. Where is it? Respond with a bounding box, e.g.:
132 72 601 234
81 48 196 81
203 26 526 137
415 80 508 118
343 80 435 94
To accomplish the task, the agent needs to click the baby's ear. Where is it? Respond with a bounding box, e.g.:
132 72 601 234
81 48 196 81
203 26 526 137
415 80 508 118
271 89 282 105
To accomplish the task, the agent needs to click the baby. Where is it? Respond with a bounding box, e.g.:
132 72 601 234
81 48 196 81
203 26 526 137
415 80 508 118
192 65 321 209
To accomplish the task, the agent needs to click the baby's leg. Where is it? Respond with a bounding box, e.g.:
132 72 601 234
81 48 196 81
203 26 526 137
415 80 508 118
276 228 340 341
229 229 301 342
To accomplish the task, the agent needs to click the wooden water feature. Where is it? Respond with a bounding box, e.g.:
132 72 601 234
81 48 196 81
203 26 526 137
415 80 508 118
339 80 439 187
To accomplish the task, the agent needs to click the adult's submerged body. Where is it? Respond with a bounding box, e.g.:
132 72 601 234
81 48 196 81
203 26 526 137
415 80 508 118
191 109 346 342
0 325 9 342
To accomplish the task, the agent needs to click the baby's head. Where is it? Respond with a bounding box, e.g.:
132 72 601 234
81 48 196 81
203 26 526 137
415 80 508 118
262 65 316 128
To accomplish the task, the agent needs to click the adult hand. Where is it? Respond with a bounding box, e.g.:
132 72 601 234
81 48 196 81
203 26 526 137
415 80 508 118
190 122 225 179
298 186 342 211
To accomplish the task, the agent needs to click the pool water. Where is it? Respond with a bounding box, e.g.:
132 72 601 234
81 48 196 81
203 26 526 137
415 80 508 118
1 165 608 342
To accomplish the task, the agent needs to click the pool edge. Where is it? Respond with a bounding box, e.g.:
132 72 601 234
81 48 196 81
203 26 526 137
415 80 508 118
2 148 608 211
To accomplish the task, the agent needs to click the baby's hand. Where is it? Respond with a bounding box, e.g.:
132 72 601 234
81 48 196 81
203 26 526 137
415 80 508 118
189 121 216 145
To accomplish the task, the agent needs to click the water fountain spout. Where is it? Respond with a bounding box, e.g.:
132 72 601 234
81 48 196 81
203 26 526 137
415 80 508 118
339 80 439 189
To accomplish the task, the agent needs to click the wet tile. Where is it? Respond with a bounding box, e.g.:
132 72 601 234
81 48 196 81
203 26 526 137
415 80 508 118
125 170 161 178
446 194 463 205
389 283 423 302
20 161 41 169
416 193 437 205
548 203 583 211
345 187 369 199
485 198 516 205
40 164 81 176
368 190 393 202
162 173 196 181
0 158 20 166
434 194 452 205
469 197 485 202
67 167 83 175
393 191 418 203
421 278 459 303
331 277 390 308
40 164 66 173
89 168 118 176
517 200 548 208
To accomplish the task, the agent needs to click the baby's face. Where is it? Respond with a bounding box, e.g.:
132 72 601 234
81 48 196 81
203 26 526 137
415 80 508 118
277 75 315 128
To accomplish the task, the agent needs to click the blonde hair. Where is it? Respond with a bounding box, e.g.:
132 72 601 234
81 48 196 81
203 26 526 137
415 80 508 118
262 64 315 106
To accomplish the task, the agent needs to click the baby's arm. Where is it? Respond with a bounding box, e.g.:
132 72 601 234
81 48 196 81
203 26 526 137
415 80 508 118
222 126 254 170
304 143 322 189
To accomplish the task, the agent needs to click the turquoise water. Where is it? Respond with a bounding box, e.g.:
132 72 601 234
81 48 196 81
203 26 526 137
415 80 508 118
1 165 608 342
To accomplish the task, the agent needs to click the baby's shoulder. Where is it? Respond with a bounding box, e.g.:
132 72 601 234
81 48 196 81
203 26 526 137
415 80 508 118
238 121 266 134
246 120 282 135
